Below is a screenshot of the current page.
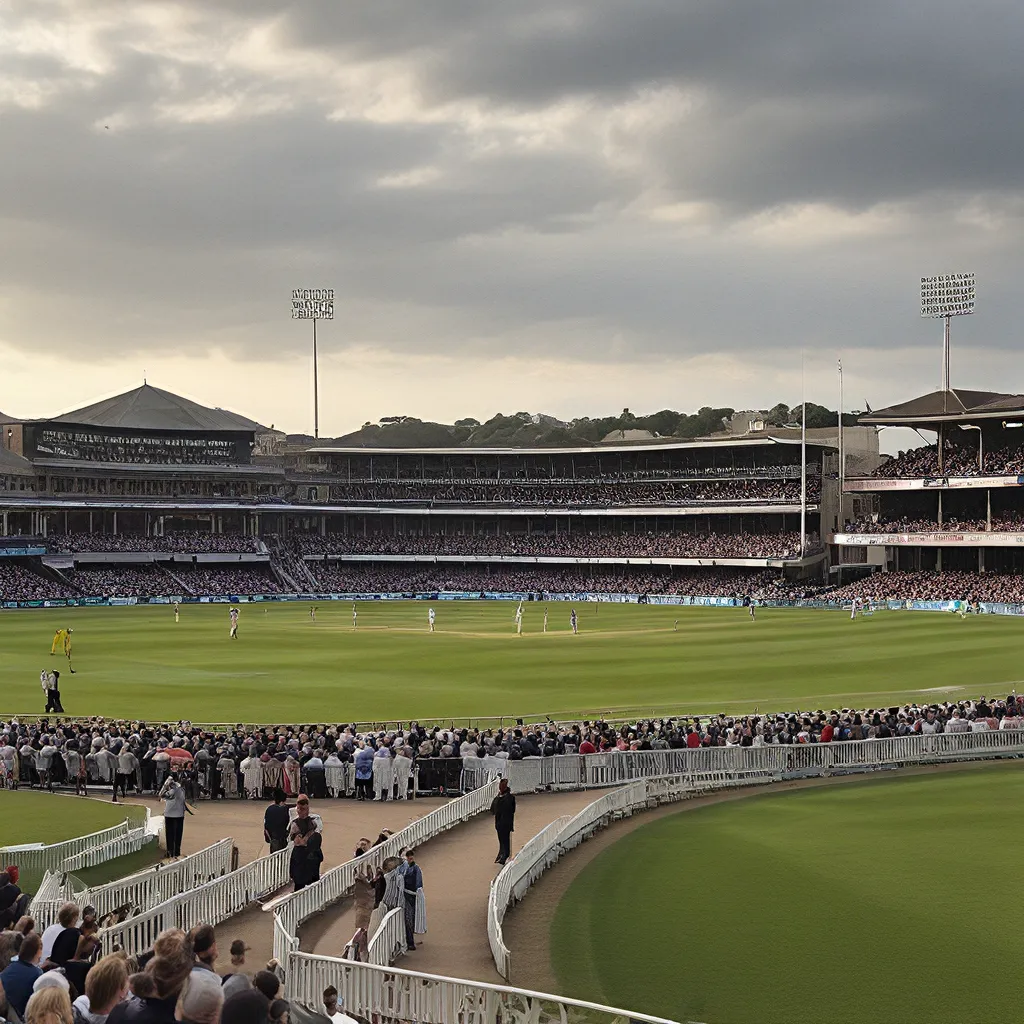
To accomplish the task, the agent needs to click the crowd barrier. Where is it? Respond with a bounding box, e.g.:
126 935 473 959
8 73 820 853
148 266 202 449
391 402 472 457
60 826 156 874
284 951 680 1024
488 773 772 982
2 811 147 886
367 906 407 967
71 838 234 922
100 846 290 958
498 729 1024 794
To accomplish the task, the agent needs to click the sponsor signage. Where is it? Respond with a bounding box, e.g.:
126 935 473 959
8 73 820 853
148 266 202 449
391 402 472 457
835 532 1024 547
844 475 1024 492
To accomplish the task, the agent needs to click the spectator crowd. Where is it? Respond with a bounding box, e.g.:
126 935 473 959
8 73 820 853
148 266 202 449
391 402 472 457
328 477 819 507
826 570 1024 605
844 512 1024 534
50 533 264 555
299 530 821 560
873 442 1024 480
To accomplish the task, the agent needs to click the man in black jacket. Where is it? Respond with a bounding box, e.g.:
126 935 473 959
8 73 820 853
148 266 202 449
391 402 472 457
490 779 517 865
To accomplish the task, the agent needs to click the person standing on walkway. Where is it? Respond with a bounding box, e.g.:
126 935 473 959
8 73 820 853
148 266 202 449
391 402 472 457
264 789 290 852
399 849 424 951
160 772 194 858
489 778 516 865
288 794 322 891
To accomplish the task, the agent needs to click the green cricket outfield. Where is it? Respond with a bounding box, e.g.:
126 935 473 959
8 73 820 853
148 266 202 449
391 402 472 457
0 601 1020 723
551 762 1024 1024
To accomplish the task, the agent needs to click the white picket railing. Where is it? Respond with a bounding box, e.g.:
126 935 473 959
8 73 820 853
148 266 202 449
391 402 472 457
29 870 74 930
366 905 406 966
101 846 290 958
285 951 681 1024
72 837 235 921
502 728 1024 794
3 816 138 882
61 826 156 874
272 779 500 967
488 773 773 982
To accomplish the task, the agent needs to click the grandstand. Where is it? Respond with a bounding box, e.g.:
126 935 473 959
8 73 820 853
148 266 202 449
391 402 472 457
834 388 1024 598
0 386 839 603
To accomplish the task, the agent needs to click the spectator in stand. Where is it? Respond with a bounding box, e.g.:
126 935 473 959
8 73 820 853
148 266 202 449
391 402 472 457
173 969 223 1024
25 985 74 1024
1 932 43 1019
71 952 129 1024
222 989 269 1024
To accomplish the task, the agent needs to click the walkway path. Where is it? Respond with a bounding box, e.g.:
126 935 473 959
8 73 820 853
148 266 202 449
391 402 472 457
123 794 448 969
301 790 602 983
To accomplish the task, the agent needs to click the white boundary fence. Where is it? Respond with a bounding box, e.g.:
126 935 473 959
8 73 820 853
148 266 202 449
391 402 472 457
488 773 771 981
101 846 290 957
284 950 681 1024
61 826 156 874
71 838 234 921
500 728 1024 794
367 906 407 966
2 815 143 882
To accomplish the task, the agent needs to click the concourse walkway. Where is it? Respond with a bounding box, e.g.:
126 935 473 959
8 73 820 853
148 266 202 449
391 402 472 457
299 790 601 982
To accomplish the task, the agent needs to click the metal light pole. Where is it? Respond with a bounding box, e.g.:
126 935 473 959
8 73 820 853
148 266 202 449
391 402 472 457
800 353 807 558
838 358 844 532
920 272 975 398
292 288 334 439
959 424 983 474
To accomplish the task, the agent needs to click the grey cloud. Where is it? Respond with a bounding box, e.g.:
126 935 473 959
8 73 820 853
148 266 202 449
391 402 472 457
1 0 1022 389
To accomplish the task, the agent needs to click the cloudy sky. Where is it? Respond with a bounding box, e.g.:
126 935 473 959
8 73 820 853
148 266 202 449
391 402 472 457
2 1 1022 438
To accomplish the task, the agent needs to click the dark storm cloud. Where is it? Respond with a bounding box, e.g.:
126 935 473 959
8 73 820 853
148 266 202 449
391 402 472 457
0 0 1022 378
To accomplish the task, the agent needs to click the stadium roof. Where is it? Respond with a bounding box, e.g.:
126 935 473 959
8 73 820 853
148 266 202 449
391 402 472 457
308 436 834 457
0 447 34 475
860 389 1024 426
50 384 268 433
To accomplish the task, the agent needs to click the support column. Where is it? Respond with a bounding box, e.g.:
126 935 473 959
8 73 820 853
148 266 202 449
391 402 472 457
112 511 118 536
1 511 7 536
979 548 985 573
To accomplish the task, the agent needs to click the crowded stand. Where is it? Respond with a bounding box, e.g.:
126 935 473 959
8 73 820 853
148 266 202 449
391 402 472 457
844 512 1024 534
182 567 282 597
0 564 76 602
310 562 797 597
299 530 821 560
826 570 1024 604
328 477 818 506
872 442 1024 479
65 566 170 598
48 532 264 554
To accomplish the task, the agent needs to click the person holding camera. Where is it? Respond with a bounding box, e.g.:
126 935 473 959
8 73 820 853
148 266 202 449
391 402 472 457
159 772 196 858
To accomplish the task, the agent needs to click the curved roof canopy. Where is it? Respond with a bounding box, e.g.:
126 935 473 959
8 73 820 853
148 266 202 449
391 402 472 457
51 384 267 433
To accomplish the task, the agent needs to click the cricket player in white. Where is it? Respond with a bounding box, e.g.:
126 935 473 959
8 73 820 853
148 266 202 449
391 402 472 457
352 603 358 628
229 607 239 639
428 607 436 632
515 602 523 635
543 607 548 632
174 601 180 623
570 608 578 634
